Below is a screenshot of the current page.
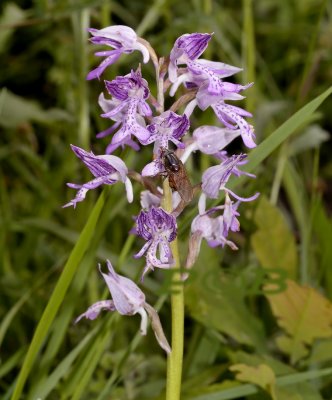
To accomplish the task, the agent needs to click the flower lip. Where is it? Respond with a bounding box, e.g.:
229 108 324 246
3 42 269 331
135 207 177 279
136 206 177 242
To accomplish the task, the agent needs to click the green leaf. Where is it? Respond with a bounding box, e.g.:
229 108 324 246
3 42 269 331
184 367 332 399
0 89 71 128
251 195 298 279
266 280 332 364
0 3 26 52
185 244 266 350
223 351 323 400
229 363 277 400
288 124 329 156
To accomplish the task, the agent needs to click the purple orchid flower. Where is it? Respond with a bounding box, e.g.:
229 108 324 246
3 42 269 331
99 69 152 153
169 33 212 82
186 194 245 270
97 92 141 152
190 208 239 258
87 25 150 80
169 32 244 95
168 32 255 148
134 207 177 279
63 145 133 208
145 111 189 153
184 98 256 149
201 153 259 201
192 210 238 249
76 260 171 353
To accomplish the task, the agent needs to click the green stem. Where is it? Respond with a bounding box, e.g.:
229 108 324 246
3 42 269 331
163 180 184 400
71 9 90 149
151 44 184 398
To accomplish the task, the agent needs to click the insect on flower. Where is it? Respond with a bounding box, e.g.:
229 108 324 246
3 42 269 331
160 148 193 203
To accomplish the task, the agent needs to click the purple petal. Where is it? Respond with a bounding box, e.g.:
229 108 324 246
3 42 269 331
194 59 242 77
142 159 164 177
193 125 241 154
89 25 137 46
96 155 128 180
75 300 115 323
134 240 152 259
202 154 247 198
63 187 88 208
100 260 145 316
87 53 122 80
173 33 212 61
96 122 121 139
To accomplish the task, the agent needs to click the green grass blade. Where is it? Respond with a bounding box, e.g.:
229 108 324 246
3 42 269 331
71 318 114 400
11 189 107 400
187 366 332 399
244 86 332 174
28 326 99 400
242 0 256 113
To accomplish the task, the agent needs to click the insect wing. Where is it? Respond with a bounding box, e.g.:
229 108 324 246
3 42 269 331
172 163 193 203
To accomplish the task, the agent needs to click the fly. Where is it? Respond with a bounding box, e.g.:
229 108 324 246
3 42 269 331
160 148 193 203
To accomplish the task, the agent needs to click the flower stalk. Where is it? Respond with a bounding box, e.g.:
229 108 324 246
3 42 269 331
163 178 184 400
158 49 184 398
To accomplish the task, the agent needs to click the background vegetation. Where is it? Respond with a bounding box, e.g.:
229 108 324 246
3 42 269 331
1 0 332 399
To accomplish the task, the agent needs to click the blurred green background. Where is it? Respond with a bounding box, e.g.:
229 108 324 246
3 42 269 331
1 1 332 399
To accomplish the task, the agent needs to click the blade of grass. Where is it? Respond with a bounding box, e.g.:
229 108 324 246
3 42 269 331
11 188 108 400
136 0 166 37
28 325 100 400
242 0 256 114
0 259 60 347
186 366 332 400
71 8 90 148
296 0 328 105
28 186 121 389
243 86 332 174
0 348 26 380
70 317 115 400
